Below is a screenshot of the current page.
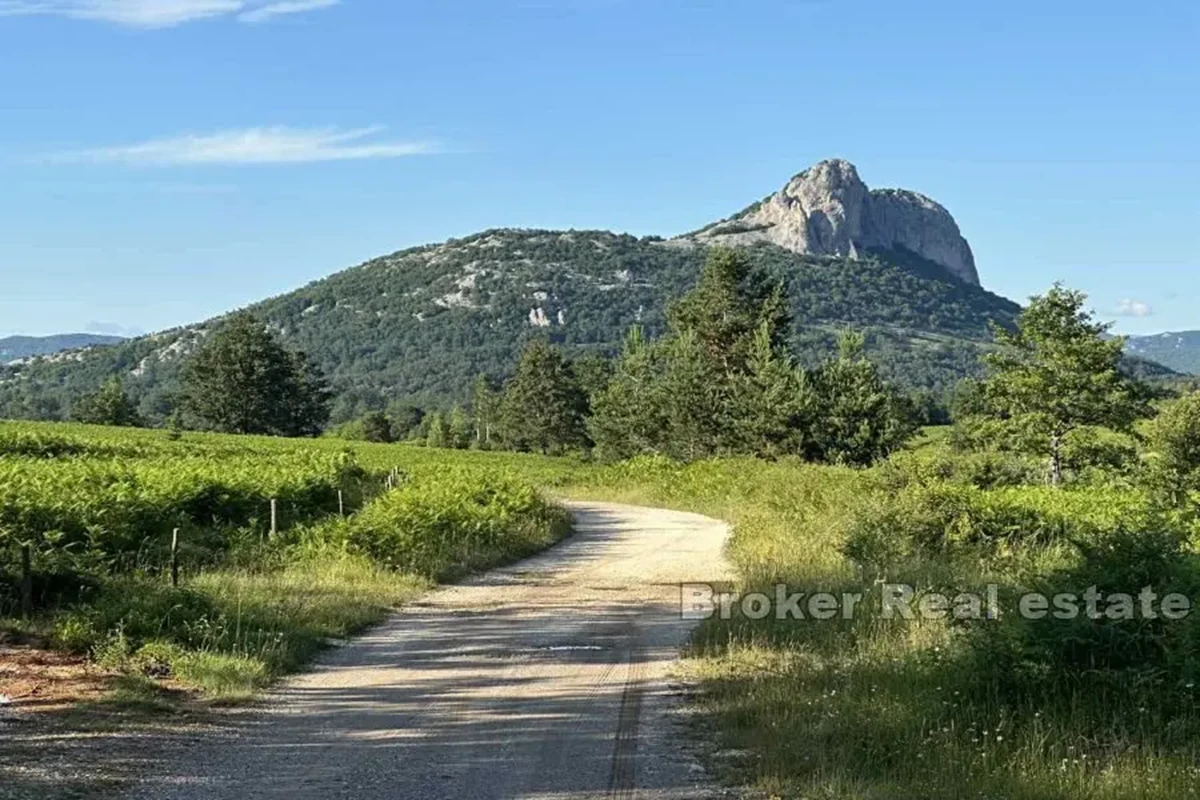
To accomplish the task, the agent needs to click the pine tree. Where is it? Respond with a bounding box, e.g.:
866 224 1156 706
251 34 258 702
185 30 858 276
284 350 333 437
71 377 142 427
975 284 1147 486
810 331 916 466
497 339 588 454
588 327 669 460
360 411 394 443
572 356 616 406
659 248 795 459
387 403 425 440
179 313 330 437
661 330 729 460
589 249 802 462
667 247 790 374
730 321 815 459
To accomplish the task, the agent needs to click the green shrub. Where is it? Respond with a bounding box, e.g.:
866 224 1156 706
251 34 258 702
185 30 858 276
969 525 1200 696
131 640 185 678
843 481 1165 572
1063 426 1140 483
1145 391 1200 506
337 468 571 578
880 447 1043 490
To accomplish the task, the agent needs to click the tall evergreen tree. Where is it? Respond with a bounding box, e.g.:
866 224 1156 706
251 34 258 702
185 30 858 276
71 377 142 427
588 328 669 461
387 402 425 440
179 313 330 437
571 355 616 411
667 247 790 373
591 249 806 462
730 321 815 459
359 411 395 443
284 350 333 437
498 339 588 454
975 284 1147 486
809 331 916 466
660 330 730 460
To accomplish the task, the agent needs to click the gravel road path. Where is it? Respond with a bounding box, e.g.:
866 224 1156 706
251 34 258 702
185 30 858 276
126 501 736 800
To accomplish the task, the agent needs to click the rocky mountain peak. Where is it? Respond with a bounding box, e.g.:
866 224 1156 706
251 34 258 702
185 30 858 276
688 159 980 285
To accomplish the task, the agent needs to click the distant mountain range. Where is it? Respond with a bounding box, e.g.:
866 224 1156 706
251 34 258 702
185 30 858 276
0 334 124 364
0 159 1182 424
1127 331 1200 375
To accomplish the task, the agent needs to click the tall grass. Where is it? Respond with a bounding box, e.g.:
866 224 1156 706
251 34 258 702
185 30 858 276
79 556 428 702
559 453 1200 800
8 420 1199 797
0 421 572 701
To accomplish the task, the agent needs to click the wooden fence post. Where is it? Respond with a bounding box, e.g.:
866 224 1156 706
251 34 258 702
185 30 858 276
270 499 278 538
338 490 345 518
170 528 180 588
19 544 33 619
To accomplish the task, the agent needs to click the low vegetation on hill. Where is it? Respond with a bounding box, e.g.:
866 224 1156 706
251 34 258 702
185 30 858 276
0 231 1024 423
1128 330 1200 376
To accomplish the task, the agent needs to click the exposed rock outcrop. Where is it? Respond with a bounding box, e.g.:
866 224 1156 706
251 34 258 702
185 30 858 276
688 159 979 285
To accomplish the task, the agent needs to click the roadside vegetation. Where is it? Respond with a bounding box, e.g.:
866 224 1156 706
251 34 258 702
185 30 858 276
542 286 1200 798
0 424 570 701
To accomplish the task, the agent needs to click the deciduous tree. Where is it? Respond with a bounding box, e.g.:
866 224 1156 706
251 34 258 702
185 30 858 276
1146 391 1200 505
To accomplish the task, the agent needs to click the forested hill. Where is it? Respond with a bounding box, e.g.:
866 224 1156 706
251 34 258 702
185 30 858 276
0 229 1022 423
0 334 124 363
1127 331 1200 375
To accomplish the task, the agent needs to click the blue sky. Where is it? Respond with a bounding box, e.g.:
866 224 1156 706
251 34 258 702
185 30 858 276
0 0 1196 338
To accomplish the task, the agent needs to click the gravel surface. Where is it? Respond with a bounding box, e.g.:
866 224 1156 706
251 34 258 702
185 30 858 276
121 501 738 800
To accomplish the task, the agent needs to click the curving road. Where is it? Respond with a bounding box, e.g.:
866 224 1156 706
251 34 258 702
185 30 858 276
127 501 735 800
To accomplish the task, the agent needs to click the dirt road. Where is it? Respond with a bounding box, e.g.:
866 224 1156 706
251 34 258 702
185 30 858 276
127 501 735 800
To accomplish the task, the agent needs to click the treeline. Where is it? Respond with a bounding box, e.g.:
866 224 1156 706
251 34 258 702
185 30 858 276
63 248 1196 478
69 314 333 438
0 229 1031 425
342 259 1200 487
340 249 920 466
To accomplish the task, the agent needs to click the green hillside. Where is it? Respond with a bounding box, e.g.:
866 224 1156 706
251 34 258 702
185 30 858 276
0 334 124 363
1127 330 1200 375
0 229 1023 423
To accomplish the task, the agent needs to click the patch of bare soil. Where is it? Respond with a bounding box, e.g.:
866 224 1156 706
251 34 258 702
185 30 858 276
0 635 223 800
0 639 114 714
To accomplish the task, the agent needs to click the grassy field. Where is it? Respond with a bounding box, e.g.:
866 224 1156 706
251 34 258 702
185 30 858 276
0 421 572 702
556 452 1200 800
5 421 1200 798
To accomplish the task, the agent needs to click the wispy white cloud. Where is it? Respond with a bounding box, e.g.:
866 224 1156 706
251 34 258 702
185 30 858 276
50 126 440 166
1115 298 1154 318
0 0 338 27
238 0 335 23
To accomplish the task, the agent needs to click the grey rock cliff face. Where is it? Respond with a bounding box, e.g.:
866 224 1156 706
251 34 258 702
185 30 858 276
689 159 980 285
